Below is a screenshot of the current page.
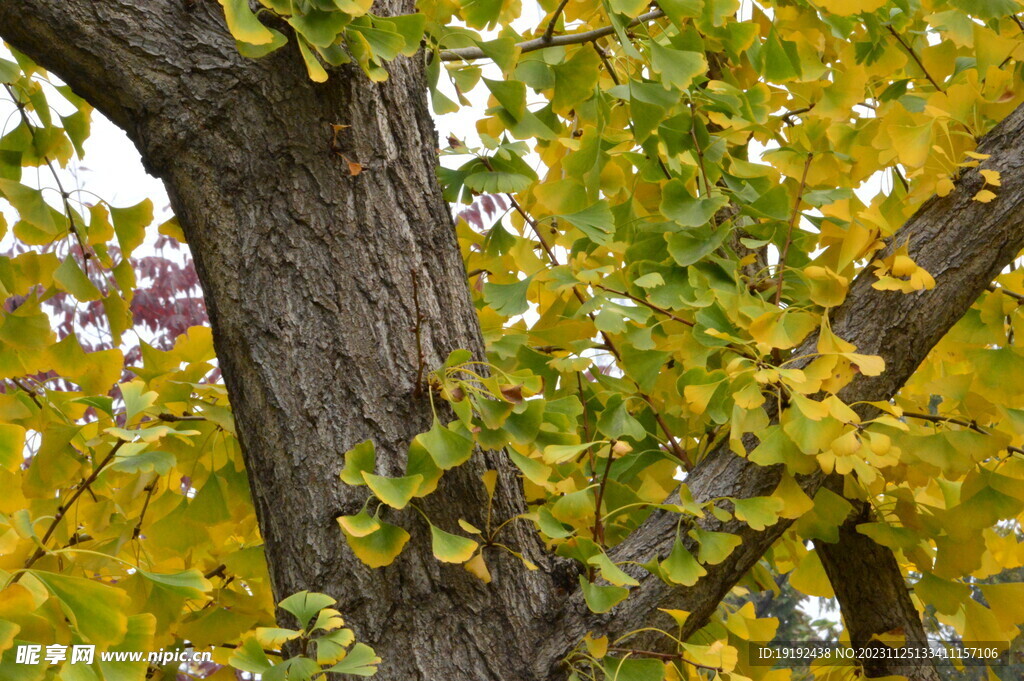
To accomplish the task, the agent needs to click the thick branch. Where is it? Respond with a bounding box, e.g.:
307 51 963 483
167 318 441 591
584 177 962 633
817 486 941 681
534 101 1024 676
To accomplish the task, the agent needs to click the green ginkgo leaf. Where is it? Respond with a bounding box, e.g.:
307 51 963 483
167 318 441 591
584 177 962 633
418 420 474 470
692 529 743 565
733 496 784 531
327 642 382 676
430 525 479 563
279 590 337 630
340 440 375 485
362 472 423 509
578 576 629 614
660 539 706 586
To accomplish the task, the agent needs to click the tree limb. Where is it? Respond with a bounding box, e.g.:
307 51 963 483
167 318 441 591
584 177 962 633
534 100 1024 676
817 483 941 681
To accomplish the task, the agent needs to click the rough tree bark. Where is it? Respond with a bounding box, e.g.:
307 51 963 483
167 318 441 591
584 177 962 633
817 491 941 681
0 2 562 679
4 3 1024 681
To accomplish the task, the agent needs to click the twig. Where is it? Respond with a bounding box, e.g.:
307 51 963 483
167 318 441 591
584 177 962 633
9 377 43 409
3 83 94 275
440 8 666 61
505 192 561 265
131 480 157 539
204 563 228 580
607 647 724 672
886 26 943 92
782 105 813 126
592 441 617 543
592 42 621 86
688 103 712 204
774 153 813 306
543 0 572 43
988 283 1024 304
595 284 694 327
23 440 127 571
902 411 1024 458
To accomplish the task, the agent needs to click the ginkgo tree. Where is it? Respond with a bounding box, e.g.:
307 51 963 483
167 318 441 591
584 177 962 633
1 0 1024 680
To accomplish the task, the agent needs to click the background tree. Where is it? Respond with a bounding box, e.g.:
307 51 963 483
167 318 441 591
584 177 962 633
1 1 1024 681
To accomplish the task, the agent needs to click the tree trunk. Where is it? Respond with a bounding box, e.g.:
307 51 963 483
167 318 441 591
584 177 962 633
0 2 560 679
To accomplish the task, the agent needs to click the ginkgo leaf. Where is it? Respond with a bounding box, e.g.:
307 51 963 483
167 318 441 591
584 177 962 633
338 509 381 538
418 419 474 470
326 642 382 676
578 576 629 614
542 441 603 464
660 539 706 586
732 496 784 531
221 0 276 44
430 525 479 563
340 440 375 485
362 472 423 509
137 569 212 599
483 276 534 316
559 201 615 245
279 591 336 631
647 44 706 90
342 521 411 568
0 423 25 471
316 627 356 665
464 552 492 583
587 552 639 587
692 529 743 565
29 570 130 646
228 636 274 674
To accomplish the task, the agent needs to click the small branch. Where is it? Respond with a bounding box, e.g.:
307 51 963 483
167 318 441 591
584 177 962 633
543 0 572 43
4 83 94 276
592 42 621 86
988 283 1024 304
23 440 127 571
595 284 694 327
592 441 617 543
607 647 723 672
9 377 43 409
782 105 813 126
688 103 712 204
440 8 665 61
131 480 157 539
886 26 943 92
204 563 228 580
774 153 813 306
902 411 1024 458
505 192 561 266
